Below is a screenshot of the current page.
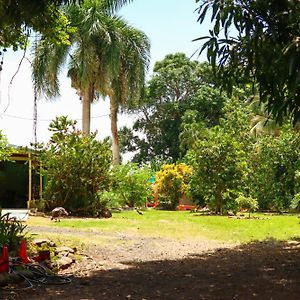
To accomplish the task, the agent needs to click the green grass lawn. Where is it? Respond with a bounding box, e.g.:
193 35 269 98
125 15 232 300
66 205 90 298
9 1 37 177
27 210 300 245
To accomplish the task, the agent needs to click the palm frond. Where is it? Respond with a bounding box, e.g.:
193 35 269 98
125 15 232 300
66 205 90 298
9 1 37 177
31 0 150 139
98 0 134 14
31 38 70 99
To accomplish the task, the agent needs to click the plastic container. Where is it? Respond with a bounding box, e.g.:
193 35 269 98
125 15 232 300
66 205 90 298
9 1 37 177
0 246 9 272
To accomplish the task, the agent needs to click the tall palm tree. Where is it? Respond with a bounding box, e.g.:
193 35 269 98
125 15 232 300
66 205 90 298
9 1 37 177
105 20 150 165
31 0 135 134
32 1 150 164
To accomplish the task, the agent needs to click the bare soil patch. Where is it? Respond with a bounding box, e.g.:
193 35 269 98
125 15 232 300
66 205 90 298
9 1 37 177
2 223 300 299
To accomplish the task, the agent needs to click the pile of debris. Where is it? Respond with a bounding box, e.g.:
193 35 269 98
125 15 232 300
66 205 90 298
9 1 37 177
32 238 77 270
0 238 77 289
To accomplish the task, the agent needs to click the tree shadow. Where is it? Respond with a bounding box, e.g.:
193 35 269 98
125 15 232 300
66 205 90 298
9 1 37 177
4 239 300 300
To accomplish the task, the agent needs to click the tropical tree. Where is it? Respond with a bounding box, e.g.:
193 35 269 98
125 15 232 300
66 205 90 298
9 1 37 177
0 0 79 49
196 0 300 124
120 53 226 164
106 20 150 165
249 124 300 211
32 0 149 166
32 0 128 133
185 99 252 214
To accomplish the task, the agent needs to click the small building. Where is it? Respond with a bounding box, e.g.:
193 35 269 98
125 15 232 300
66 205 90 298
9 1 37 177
0 151 43 209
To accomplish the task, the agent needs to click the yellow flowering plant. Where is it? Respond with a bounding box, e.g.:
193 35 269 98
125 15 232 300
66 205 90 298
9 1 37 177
154 163 192 209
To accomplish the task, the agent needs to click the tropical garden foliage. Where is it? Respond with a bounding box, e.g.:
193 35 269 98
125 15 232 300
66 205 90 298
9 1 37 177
2 0 300 217
32 0 150 166
118 51 300 214
33 87 300 215
196 0 300 124
0 132 13 208
101 163 153 209
154 163 192 210
39 116 112 214
186 99 251 213
0 131 12 161
3 49 300 216
120 53 227 164
249 125 300 211
0 213 27 254
0 0 78 49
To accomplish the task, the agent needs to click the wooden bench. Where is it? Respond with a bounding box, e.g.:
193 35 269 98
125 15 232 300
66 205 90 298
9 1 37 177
0 209 30 221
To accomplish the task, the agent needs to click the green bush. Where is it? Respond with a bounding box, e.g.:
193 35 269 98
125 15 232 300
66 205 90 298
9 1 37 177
249 126 300 211
103 163 153 208
40 116 112 214
290 193 300 211
0 130 12 161
0 214 28 254
235 194 259 218
184 99 251 214
187 127 249 214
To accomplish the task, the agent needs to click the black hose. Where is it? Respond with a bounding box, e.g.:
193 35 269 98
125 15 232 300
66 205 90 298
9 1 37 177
1 261 71 291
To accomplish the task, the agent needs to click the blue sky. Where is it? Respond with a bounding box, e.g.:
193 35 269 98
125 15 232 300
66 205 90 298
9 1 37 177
0 0 210 147
120 0 207 67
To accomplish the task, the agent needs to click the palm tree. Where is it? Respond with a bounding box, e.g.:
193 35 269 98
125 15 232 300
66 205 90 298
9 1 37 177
105 20 150 164
249 96 281 137
32 1 150 164
31 0 137 134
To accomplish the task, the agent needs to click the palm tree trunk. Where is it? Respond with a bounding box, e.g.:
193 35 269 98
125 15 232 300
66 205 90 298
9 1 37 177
82 87 93 134
110 97 120 165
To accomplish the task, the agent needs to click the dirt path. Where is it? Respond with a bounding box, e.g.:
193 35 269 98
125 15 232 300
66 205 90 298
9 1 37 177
2 226 300 299
26 225 230 269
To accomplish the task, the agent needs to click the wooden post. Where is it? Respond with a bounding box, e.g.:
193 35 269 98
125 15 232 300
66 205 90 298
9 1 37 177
28 153 32 208
39 161 43 200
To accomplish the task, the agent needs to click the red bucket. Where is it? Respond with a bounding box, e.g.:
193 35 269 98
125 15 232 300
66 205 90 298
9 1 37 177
0 246 9 273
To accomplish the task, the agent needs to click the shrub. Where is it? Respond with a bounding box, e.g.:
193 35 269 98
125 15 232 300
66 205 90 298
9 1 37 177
184 99 251 214
235 195 259 218
0 131 12 161
40 116 112 214
154 163 192 210
187 127 249 214
102 163 153 209
0 214 28 255
290 193 300 211
249 126 300 211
